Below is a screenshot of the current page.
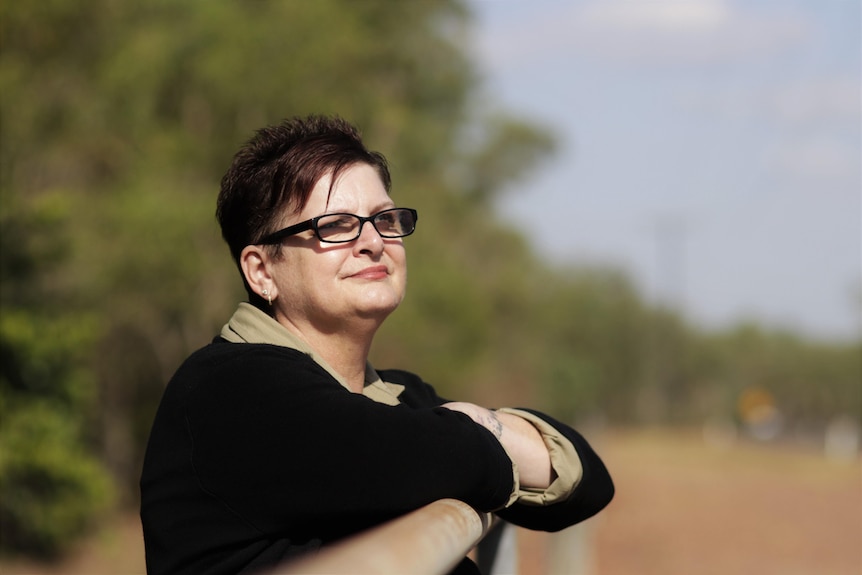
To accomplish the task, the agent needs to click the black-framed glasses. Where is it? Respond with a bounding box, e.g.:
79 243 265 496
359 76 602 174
258 207 418 245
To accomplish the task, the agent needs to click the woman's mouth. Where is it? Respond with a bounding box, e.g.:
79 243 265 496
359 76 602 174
349 265 389 280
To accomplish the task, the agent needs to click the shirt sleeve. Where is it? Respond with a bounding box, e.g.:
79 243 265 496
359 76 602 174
180 345 516 535
495 408 582 507
378 368 613 531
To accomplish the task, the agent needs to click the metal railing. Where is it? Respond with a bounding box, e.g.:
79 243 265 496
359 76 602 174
272 499 493 575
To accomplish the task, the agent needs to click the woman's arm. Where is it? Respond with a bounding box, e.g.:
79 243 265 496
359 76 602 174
440 402 555 489
383 369 613 531
173 345 518 539
495 408 614 531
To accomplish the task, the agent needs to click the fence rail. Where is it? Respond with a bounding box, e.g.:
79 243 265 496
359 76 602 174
272 499 493 575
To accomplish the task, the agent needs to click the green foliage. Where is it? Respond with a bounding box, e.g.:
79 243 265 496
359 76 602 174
0 310 98 406
0 402 114 559
534 267 648 421
0 196 114 558
458 114 558 203
703 326 862 424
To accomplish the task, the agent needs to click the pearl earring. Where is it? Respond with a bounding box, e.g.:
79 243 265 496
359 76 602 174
262 289 272 305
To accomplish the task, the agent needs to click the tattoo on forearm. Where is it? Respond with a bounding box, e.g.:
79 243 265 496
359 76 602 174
482 410 503 439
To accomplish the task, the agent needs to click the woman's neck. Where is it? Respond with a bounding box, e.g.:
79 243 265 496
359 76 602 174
313 333 373 393
275 313 378 393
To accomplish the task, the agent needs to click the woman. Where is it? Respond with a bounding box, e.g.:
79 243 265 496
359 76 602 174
140 115 613 575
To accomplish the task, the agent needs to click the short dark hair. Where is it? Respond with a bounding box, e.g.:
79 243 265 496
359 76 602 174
216 115 391 304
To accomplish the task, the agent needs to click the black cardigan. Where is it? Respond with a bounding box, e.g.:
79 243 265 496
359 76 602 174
140 339 613 574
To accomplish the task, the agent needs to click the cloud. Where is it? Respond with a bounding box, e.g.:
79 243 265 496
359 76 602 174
765 136 861 184
475 0 811 70
675 75 861 183
578 0 731 32
768 77 861 127
678 75 861 127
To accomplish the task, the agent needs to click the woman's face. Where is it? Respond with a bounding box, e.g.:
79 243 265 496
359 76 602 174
270 163 408 334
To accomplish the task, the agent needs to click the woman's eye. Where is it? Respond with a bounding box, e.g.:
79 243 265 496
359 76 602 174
320 216 355 230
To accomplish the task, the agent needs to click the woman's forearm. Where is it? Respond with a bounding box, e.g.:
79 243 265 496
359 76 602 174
441 402 554 489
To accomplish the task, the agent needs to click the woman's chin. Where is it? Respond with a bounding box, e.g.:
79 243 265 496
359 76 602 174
353 293 402 321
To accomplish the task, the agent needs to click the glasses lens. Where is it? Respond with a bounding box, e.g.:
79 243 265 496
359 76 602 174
313 209 417 243
374 209 416 237
316 214 362 242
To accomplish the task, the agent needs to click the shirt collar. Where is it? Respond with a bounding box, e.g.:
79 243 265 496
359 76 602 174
220 303 404 405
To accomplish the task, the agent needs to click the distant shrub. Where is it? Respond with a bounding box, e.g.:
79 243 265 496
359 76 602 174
0 402 115 558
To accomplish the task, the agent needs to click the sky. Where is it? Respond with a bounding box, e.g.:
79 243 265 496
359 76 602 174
469 0 861 341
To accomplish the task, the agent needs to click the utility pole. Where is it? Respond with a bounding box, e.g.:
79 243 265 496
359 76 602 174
653 214 688 314
641 214 689 424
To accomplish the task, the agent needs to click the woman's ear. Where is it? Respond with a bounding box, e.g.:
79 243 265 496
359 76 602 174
240 245 276 301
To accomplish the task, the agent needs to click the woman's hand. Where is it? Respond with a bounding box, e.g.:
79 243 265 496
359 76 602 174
441 402 554 489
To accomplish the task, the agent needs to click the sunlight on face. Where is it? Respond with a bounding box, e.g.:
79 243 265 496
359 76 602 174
270 163 408 334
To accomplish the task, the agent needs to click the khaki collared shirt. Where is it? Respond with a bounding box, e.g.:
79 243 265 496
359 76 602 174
220 302 582 508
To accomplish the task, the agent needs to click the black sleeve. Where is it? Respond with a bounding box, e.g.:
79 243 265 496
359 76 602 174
380 370 614 531
179 344 514 540
494 408 614 531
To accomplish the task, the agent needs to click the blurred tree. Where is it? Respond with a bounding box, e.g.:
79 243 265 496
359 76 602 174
457 113 557 204
533 267 648 423
0 192 114 558
704 326 862 433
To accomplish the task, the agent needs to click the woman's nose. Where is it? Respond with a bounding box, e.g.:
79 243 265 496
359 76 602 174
354 219 384 254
